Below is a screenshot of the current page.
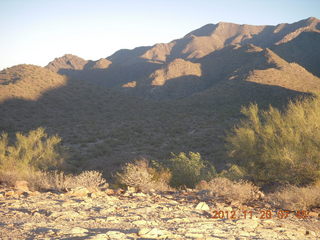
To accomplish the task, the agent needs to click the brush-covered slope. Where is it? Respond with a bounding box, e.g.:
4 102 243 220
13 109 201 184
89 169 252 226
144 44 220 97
0 64 170 172
244 49 320 92
272 31 320 77
137 58 204 99
150 58 201 86
134 44 320 99
1 62 308 175
197 44 320 91
0 64 67 102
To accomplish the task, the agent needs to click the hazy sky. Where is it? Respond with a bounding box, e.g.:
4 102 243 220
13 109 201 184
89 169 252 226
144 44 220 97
0 0 319 70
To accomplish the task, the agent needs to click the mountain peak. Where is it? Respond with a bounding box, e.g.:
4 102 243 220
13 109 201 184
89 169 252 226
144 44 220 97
46 54 87 72
306 16 319 22
185 23 217 37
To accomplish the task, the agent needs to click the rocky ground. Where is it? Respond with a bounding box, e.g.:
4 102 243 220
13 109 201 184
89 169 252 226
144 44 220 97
0 186 319 240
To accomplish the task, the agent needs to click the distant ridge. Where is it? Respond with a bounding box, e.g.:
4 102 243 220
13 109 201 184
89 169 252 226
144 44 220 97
46 54 112 74
106 17 320 64
43 17 320 100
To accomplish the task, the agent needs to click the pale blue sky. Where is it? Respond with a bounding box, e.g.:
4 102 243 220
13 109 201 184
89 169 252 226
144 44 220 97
0 0 319 70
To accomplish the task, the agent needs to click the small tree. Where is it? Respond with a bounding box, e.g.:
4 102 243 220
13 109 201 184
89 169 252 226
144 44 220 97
0 127 64 183
166 152 216 188
226 95 320 186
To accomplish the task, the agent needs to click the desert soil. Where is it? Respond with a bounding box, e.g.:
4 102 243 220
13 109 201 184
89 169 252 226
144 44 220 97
0 187 319 240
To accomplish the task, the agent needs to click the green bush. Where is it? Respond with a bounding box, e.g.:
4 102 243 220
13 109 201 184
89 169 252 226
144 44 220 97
218 164 246 181
166 152 216 188
226 95 320 186
0 127 64 184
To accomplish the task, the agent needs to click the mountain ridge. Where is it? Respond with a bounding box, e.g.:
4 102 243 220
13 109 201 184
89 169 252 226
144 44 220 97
46 17 320 71
43 17 320 99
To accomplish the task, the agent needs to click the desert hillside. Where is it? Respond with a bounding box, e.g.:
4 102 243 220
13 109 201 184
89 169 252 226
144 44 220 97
0 64 67 102
1 0 320 237
1 18 320 176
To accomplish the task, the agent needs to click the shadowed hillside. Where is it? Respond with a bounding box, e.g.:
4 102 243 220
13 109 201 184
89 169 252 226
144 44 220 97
272 31 320 77
0 64 309 177
198 45 320 90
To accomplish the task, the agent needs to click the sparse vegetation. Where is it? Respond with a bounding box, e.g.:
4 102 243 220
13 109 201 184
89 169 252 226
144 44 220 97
196 177 262 204
33 170 107 191
226 94 320 186
267 181 320 210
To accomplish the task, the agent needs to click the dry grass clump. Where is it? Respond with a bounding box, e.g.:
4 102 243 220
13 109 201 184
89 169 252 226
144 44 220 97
267 182 320 210
32 170 107 191
196 177 262 204
0 170 31 187
115 158 172 192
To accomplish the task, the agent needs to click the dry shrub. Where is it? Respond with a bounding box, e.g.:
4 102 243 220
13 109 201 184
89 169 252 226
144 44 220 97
115 158 172 192
27 170 107 191
267 182 320 210
68 170 107 190
196 177 262 204
0 170 28 187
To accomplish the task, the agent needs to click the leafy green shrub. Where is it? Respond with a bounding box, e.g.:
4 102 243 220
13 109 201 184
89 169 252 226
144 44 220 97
0 127 64 185
166 152 216 188
115 158 172 192
226 95 320 186
218 164 246 181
